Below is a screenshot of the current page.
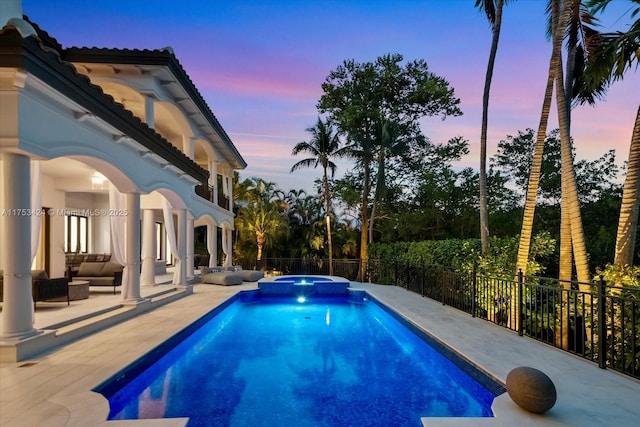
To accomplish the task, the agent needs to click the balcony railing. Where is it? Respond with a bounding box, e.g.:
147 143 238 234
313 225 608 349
195 183 230 211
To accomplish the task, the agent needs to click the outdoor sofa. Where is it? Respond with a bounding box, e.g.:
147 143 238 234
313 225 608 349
0 269 69 311
74 261 123 294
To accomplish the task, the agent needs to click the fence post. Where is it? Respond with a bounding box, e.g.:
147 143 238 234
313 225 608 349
518 269 524 336
471 262 477 318
441 268 446 306
406 260 409 290
394 260 398 287
598 277 607 370
421 260 425 297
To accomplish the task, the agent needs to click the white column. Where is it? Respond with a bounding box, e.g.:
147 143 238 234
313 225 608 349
182 136 195 160
123 193 142 301
207 223 217 268
177 209 187 285
144 95 155 129
210 160 218 205
0 153 39 339
186 213 194 279
140 209 156 286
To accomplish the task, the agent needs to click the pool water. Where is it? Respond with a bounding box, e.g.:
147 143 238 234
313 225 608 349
98 295 501 426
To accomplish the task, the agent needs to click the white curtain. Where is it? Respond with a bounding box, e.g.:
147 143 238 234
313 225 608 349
162 198 181 284
221 227 231 267
109 183 129 295
30 160 41 262
207 224 217 268
222 175 229 197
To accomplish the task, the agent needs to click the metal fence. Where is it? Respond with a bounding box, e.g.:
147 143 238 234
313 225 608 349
245 257 639 380
250 258 365 281
367 258 640 381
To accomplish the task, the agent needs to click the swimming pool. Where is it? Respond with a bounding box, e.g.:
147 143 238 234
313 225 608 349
95 291 504 426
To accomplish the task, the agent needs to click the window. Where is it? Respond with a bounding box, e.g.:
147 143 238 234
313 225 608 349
155 222 164 261
65 214 88 253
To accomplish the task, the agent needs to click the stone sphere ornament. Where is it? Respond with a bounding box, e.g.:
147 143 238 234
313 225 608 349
506 366 557 414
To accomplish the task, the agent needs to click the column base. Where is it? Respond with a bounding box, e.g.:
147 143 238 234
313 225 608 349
122 297 150 307
0 329 55 363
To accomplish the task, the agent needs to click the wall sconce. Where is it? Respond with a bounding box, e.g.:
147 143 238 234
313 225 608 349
91 172 106 189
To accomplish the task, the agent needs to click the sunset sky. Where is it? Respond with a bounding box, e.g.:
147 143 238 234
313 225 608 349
22 0 640 193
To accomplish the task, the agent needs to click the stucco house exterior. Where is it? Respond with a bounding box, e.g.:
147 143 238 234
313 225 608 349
0 0 246 360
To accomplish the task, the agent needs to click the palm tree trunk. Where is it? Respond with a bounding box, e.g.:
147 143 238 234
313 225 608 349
479 0 504 254
512 0 556 332
359 163 371 282
555 0 594 349
512 46 555 332
515 74 554 275
323 166 334 276
546 0 590 285
256 232 265 261
614 105 640 267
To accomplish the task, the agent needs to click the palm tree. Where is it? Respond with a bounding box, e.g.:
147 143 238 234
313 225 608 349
475 0 508 253
513 0 590 344
516 0 595 280
554 0 591 288
236 178 288 261
512 1 560 335
581 0 640 267
291 117 350 275
237 202 287 261
517 0 594 283
615 107 640 267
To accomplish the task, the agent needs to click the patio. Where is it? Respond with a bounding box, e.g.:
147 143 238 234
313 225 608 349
0 280 639 426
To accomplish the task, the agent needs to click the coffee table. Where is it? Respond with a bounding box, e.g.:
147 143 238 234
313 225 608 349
68 280 90 300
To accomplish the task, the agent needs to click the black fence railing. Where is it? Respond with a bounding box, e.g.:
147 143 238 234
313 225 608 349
241 257 639 381
248 258 365 281
367 258 639 381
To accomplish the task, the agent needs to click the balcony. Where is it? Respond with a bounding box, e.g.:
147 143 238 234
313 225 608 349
195 183 230 211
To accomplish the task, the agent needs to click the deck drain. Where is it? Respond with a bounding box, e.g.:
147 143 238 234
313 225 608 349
18 362 38 368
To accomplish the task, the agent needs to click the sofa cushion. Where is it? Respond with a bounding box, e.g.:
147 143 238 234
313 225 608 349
240 270 264 282
86 277 118 286
101 262 124 276
32 269 48 280
201 271 243 286
77 262 105 276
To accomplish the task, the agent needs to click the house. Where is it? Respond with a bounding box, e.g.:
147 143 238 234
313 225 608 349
0 0 246 359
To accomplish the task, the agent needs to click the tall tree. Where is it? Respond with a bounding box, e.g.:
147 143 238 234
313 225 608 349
318 53 462 279
554 0 591 286
582 0 640 267
515 1 560 288
475 0 508 253
615 107 640 266
517 0 593 286
291 117 350 275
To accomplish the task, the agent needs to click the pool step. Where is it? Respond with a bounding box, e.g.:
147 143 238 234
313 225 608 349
29 287 193 360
